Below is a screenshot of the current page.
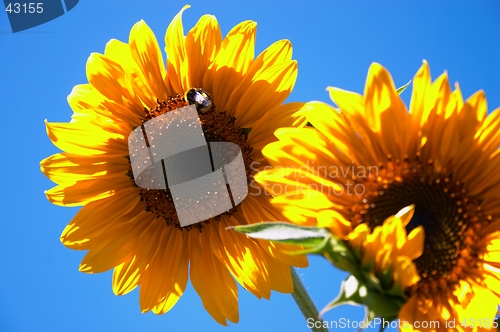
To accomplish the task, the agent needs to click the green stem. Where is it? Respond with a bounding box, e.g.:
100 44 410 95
290 267 329 332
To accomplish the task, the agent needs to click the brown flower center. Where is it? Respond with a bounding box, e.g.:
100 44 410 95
128 92 253 231
351 154 490 296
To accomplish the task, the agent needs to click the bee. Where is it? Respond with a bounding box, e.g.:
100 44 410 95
186 88 213 113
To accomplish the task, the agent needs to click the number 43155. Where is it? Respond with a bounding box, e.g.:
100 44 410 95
5 3 44 14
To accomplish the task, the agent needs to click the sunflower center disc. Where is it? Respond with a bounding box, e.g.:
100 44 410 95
351 157 488 295
130 93 253 231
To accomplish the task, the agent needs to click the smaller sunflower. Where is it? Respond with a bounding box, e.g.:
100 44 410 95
346 205 424 293
256 61 500 331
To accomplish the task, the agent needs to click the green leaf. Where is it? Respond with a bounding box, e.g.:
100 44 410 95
229 222 330 247
319 275 363 318
396 80 411 95
322 236 360 274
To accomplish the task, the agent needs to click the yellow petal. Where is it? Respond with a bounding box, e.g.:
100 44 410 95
203 20 256 113
316 209 351 238
165 5 191 94
60 188 140 249
40 152 129 185
392 257 420 288
457 90 485 140
44 120 126 157
234 60 298 128
139 226 181 312
79 213 152 273
409 60 432 124
129 20 168 100
395 204 415 226
185 14 222 89
189 230 239 325
400 225 424 260
266 256 294 293
213 216 271 299
86 53 133 107
363 62 411 159
104 39 157 108
224 39 293 117
248 102 305 154
151 232 189 315
112 220 165 296
67 84 139 131
45 175 131 207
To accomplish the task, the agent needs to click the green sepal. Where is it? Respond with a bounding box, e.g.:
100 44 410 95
319 275 363 318
378 266 393 290
360 269 384 293
323 236 359 274
358 285 403 320
321 275 404 327
396 80 411 95
385 282 406 298
229 222 330 247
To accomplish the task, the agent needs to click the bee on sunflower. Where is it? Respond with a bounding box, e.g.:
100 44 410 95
41 5 308 325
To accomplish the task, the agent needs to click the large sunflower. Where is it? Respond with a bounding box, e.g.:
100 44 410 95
256 61 500 331
41 6 307 325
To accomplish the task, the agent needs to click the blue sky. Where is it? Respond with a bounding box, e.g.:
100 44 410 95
0 1 499 331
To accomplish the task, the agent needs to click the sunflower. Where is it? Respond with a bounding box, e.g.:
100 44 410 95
256 61 500 331
41 5 307 325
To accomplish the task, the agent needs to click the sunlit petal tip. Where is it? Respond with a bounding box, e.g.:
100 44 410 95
264 39 292 58
407 225 425 258
419 59 430 72
368 61 384 71
229 20 257 35
276 39 292 48
129 19 150 37
193 14 219 31
395 204 415 226
167 4 191 33
366 62 390 80
365 62 397 90
78 264 90 273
